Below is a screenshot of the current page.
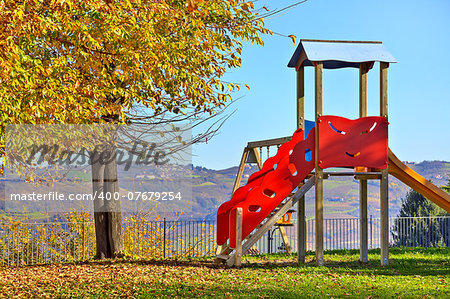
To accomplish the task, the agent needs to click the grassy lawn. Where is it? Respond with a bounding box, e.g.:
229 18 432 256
0 248 448 298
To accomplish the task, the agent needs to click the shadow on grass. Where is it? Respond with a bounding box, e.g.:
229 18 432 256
137 282 335 299
241 247 450 276
14 247 449 278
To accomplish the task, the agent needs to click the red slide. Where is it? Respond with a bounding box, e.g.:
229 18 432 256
217 128 315 247
217 116 389 248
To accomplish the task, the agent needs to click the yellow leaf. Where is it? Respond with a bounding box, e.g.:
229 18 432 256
288 35 297 45
187 0 198 12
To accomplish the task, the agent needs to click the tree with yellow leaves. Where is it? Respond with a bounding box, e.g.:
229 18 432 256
0 0 270 258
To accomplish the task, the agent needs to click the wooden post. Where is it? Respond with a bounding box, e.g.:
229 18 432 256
380 62 389 266
314 62 324 266
235 208 243 267
298 196 306 262
359 62 369 263
279 226 292 254
252 147 263 170
359 181 368 262
232 148 249 194
296 65 307 263
297 66 305 130
215 245 223 256
359 63 368 117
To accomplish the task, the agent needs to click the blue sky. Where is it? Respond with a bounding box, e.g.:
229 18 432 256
192 0 450 170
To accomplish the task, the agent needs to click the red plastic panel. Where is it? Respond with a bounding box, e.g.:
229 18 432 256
228 130 315 248
216 129 305 245
318 115 388 169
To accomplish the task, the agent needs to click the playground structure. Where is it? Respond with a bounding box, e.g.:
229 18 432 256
215 39 450 267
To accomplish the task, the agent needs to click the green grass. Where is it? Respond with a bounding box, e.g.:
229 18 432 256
0 248 448 298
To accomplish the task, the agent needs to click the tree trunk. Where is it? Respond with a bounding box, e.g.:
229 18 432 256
91 147 124 259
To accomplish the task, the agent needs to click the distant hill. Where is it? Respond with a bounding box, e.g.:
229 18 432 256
1 161 449 221
184 161 450 220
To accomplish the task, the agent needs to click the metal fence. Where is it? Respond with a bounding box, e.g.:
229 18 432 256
0 216 448 266
253 216 450 254
123 220 217 258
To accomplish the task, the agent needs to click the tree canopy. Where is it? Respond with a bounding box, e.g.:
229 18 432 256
0 0 273 258
0 0 271 166
392 185 449 247
397 189 448 218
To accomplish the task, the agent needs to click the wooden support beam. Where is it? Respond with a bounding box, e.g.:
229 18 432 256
297 196 306 262
380 62 389 266
232 148 249 194
380 168 389 265
380 62 389 119
297 65 305 130
235 208 243 267
359 62 369 263
279 226 292 254
359 180 368 263
247 136 291 148
297 65 307 263
214 244 233 264
252 147 263 170
355 174 382 180
359 62 368 117
314 62 324 266
324 171 381 177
